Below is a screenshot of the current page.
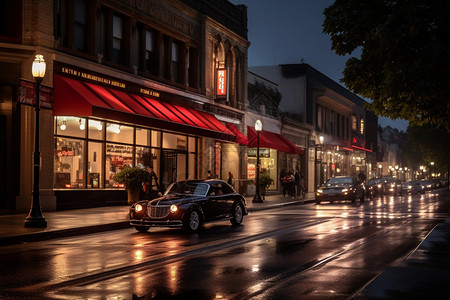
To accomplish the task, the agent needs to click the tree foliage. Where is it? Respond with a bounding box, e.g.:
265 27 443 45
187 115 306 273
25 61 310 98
323 0 450 131
405 124 450 176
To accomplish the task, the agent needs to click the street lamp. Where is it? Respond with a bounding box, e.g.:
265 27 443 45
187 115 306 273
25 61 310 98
253 120 263 203
25 54 47 228
378 164 382 177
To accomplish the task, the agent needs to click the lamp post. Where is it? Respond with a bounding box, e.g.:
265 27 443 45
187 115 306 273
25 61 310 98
253 120 263 203
378 164 382 177
25 54 47 228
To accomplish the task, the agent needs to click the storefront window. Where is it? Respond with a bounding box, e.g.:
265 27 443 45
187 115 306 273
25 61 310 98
105 143 133 187
152 130 161 147
54 137 85 188
188 136 196 152
189 153 196 180
88 120 104 140
88 142 103 188
247 148 278 190
55 116 86 138
136 127 150 146
163 132 187 150
136 147 160 174
106 122 133 144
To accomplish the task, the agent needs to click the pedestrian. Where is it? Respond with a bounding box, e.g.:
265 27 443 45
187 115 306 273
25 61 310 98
145 166 160 200
300 172 306 198
288 170 296 197
207 170 212 179
227 171 235 188
280 169 287 196
358 172 366 183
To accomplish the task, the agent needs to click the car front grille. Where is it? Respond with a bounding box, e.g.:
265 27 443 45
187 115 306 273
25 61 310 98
148 205 170 218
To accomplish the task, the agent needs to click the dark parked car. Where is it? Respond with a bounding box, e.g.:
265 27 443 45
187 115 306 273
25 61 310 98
315 176 365 204
402 181 422 194
381 176 403 196
129 179 248 232
365 178 385 199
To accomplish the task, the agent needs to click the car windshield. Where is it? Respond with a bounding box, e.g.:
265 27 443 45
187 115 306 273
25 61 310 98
325 177 353 186
164 182 210 197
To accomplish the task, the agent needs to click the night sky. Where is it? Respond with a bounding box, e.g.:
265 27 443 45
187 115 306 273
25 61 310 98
230 0 409 131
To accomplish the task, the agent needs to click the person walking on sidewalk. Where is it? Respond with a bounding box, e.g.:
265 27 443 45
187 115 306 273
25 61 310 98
280 169 287 196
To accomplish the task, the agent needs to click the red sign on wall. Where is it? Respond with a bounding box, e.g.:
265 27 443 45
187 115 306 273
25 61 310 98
216 68 227 97
18 79 53 109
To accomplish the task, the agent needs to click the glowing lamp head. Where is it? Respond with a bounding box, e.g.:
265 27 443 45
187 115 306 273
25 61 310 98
255 119 262 132
32 54 46 80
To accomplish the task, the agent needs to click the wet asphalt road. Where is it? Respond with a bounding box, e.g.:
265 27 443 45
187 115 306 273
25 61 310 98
1 189 448 299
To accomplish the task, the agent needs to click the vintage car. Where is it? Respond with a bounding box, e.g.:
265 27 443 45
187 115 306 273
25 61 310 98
381 176 403 196
129 179 248 232
315 176 365 204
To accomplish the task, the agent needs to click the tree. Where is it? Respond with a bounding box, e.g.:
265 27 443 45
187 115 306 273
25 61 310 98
405 124 450 185
323 0 450 131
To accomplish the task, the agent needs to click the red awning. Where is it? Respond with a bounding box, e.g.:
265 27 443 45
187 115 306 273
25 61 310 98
53 74 236 142
247 126 304 154
277 134 305 154
226 123 248 146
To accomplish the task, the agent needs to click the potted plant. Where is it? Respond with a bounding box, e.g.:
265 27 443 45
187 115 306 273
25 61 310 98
113 166 151 205
258 174 273 196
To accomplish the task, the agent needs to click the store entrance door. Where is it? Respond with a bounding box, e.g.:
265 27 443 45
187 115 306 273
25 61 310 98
162 151 187 191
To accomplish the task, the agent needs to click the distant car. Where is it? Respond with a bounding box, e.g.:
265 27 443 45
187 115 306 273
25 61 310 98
381 176 403 196
365 178 385 199
402 181 422 194
418 180 434 192
129 179 248 232
315 176 365 204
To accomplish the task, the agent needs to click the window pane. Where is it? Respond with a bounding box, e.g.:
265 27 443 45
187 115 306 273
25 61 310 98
113 15 122 39
106 123 133 143
88 119 104 140
55 116 86 138
188 136 196 153
189 153 196 180
74 0 86 24
151 130 161 147
106 143 133 187
163 132 186 150
145 30 153 51
136 147 160 174
54 137 85 188
136 127 150 146
88 141 103 188
172 42 178 62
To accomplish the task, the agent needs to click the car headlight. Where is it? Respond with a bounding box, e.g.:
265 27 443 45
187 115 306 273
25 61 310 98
135 204 143 212
377 184 382 188
317 189 323 194
170 205 178 213
342 188 348 192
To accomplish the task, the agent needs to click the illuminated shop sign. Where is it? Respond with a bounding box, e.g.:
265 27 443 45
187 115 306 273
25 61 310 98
248 148 270 157
57 63 160 98
216 68 227 97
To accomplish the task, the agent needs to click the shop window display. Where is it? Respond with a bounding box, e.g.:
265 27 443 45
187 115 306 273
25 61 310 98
106 122 133 144
88 141 103 188
55 116 86 138
247 148 277 190
54 137 85 188
88 120 104 140
106 143 133 187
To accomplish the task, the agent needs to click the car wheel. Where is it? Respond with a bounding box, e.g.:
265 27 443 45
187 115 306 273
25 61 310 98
230 203 244 225
184 210 201 232
135 226 149 232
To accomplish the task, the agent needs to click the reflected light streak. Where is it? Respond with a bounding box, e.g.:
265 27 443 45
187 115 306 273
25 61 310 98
252 265 260 272
134 250 143 262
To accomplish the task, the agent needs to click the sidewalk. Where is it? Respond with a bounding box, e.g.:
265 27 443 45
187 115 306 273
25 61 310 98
0 192 315 246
